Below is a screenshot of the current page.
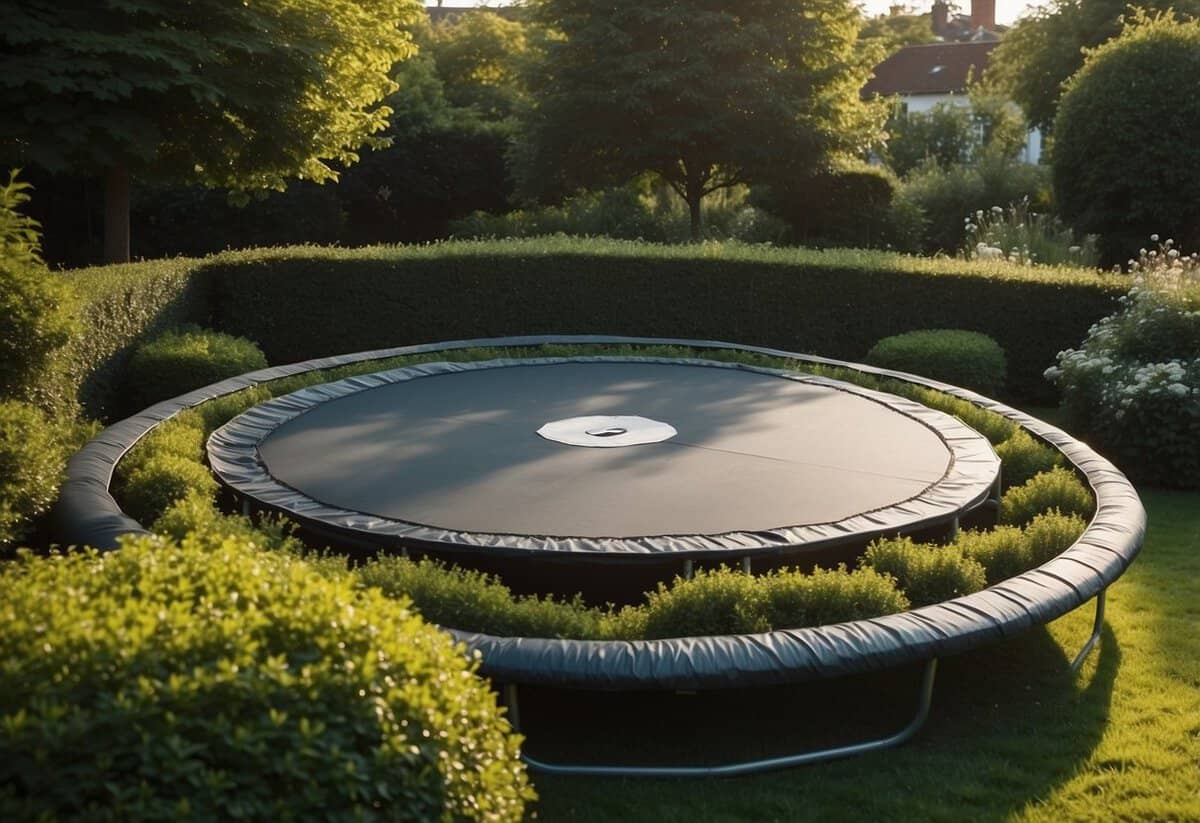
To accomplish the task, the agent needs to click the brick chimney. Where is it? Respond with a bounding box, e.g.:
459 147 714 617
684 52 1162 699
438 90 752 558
931 1 949 35
971 0 996 31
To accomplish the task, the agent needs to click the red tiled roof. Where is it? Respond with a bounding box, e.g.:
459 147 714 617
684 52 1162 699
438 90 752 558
863 41 997 97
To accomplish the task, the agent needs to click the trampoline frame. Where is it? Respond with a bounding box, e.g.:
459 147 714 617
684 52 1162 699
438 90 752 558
53 335 1144 775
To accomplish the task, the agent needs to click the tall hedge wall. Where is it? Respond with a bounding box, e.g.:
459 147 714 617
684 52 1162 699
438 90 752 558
207 239 1124 401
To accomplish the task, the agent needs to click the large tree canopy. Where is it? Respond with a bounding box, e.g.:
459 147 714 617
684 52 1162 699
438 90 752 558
0 0 423 261
988 0 1200 131
515 0 883 239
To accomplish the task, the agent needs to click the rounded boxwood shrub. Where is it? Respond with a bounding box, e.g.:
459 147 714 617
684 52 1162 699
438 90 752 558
639 567 768 640
866 329 1007 395
119 453 218 525
124 325 268 413
1023 511 1088 566
955 526 1031 586
0 535 532 821
998 467 1094 527
762 566 910 629
0 400 68 549
861 537 988 607
995 428 1064 490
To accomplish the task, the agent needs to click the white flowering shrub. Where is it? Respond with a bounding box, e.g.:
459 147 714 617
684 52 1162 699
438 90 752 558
1046 238 1200 486
963 201 1100 268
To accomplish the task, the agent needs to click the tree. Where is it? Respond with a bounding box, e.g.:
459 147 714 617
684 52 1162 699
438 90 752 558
0 0 422 262
858 5 939 55
1052 13 1200 262
988 0 1200 131
515 0 883 240
883 85 1027 177
429 10 529 120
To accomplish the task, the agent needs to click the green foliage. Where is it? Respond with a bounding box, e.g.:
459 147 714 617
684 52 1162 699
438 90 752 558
123 326 267 413
0 172 79 403
989 0 1200 130
204 239 1122 403
1049 244 1200 486
357 556 605 640
638 568 770 640
117 414 206 481
884 102 975 178
750 160 899 249
429 10 529 120
858 7 937 53
902 386 1018 445
995 428 1064 490
0 1 423 195
0 535 532 820
762 566 910 629
998 467 1094 527
153 489 306 557
895 155 1051 255
866 328 1007 395
119 453 218 526
517 0 884 238
1053 14 1200 263
861 537 988 607
0 401 69 549
956 526 1031 586
1022 511 1088 566
963 200 1101 268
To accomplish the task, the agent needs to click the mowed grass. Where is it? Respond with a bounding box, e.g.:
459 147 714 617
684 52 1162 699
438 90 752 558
526 489 1200 822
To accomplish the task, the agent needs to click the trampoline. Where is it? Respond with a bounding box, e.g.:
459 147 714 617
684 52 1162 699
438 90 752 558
53 335 1145 778
206 357 1002 599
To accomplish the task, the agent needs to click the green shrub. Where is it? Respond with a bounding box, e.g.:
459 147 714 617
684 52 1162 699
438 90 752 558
123 325 268 413
861 537 988 607
1052 13 1200 262
998 467 1094 526
639 567 769 640
0 173 79 403
0 535 532 821
866 329 1007 395
0 401 69 549
1023 511 1088 566
358 555 605 639
956 526 1031 586
762 566 910 629
963 200 1100 268
995 428 1064 490
1048 241 1200 486
116 414 207 481
119 453 218 525
153 489 306 555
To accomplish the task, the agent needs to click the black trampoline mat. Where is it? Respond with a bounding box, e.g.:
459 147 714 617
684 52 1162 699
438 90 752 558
254 361 954 538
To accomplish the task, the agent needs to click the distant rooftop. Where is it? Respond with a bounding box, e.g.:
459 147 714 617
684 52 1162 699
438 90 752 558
863 41 997 97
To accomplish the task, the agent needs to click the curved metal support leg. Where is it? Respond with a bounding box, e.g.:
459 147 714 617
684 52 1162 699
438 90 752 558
1069 590 1106 672
505 659 938 778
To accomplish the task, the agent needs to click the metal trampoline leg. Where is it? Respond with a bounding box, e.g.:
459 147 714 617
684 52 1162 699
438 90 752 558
1069 590 1106 672
506 659 939 778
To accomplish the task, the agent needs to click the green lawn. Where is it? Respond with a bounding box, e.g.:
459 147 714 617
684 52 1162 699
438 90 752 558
526 488 1200 822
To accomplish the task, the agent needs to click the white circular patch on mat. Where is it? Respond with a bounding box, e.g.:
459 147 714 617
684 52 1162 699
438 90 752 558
537 415 677 448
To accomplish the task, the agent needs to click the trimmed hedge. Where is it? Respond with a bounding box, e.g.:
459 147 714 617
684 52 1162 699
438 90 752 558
0 535 532 820
122 325 267 415
999 466 1095 526
861 538 989 608
0 401 70 550
866 329 1007 395
202 239 1124 401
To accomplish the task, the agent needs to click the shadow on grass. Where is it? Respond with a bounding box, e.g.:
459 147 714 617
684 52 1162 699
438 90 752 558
524 614 1120 822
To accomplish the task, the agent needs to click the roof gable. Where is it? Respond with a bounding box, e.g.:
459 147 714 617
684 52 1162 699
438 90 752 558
863 41 996 97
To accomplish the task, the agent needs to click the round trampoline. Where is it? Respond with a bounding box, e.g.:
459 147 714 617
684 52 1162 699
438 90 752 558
207 357 1001 596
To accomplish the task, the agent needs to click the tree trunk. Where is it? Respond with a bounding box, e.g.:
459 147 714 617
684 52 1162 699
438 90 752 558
104 165 130 264
687 192 703 242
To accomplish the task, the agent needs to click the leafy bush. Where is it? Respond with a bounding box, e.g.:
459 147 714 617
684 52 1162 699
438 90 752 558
153 489 306 556
123 326 268 414
119 453 218 526
866 329 1007 395
762 566 910 629
998 467 1094 526
1053 13 1200 263
358 556 605 640
1023 511 1088 566
0 401 69 549
750 160 899 249
1048 240 1200 486
861 538 988 607
896 155 1050 255
0 535 532 821
955 526 1031 586
995 428 1064 489
0 172 79 403
116 415 207 480
963 200 1100 268
638 568 769 640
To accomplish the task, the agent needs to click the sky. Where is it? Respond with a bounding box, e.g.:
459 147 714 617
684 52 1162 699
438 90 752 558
426 1 1040 26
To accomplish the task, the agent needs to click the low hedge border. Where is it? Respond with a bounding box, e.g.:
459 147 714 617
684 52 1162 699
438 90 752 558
54 335 1145 691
